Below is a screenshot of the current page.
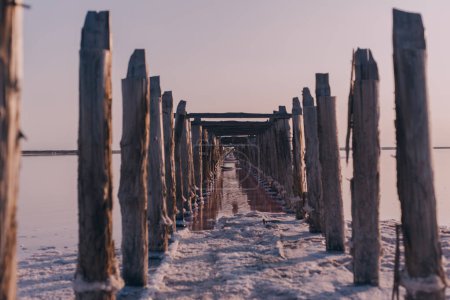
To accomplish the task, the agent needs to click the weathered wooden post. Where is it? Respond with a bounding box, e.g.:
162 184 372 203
187 121 196 208
393 9 447 299
292 97 307 219
162 91 177 231
191 118 203 202
347 48 380 285
118 49 149 286
148 76 169 252
302 88 323 233
180 114 193 213
315 73 345 252
76 11 123 299
202 128 211 189
0 1 22 298
174 101 187 223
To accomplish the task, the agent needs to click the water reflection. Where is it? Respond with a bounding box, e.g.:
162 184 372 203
189 162 283 231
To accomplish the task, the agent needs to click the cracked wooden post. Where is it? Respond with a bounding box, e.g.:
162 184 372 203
315 73 345 252
162 91 177 231
202 127 211 190
187 121 196 208
302 88 323 233
148 76 169 252
275 106 293 207
118 49 149 286
393 9 446 299
348 48 380 285
76 11 123 299
174 101 187 224
0 1 22 298
292 97 307 219
191 118 203 202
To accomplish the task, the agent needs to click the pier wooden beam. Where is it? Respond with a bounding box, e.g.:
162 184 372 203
148 76 169 252
349 48 380 285
186 112 291 119
316 73 345 252
0 1 22 298
393 9 446 299
302 88 323 233
118 49 149 286
162 91 177 231
76 11 123 299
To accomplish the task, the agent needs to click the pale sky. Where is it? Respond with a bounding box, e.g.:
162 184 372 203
22 1 450 150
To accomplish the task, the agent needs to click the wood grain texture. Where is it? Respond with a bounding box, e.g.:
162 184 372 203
76 11 122 299
148 76 169 252
302 88 323 233
393 9 446 299
315 74 345 252
350 48 380 285
0 1 22 298
118 49 148 286
162 91 177 231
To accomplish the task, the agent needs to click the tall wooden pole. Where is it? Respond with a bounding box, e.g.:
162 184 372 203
148 76 169 252
162 91 177 231
292 97 307 219
0 1 22 298
180 115 193 213
174 101 187 223
191 118 203 202
315 73 345 252
349 48 380 285
76 11 123 299
393 9 446 299
302 88 323 233
118 49 149 286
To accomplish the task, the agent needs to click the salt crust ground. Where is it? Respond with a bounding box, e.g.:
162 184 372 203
18 213 450 300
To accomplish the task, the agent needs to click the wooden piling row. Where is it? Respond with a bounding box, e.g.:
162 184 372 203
0 1 22 298
315 73 345 252
393 9 446 299
348 48 380 285
118 49 149 286
76 11 123 299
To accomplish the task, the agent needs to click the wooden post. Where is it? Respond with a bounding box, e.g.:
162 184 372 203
0 1 22 298
292 97 307 219
148 76 169 252
174 101 187 223
348 48 380 285
76 11 123 299
118 50 149 286
180 114 193 213
191 118 203 202
302 88 323 233
315 73 345 252
201 128 211 189
162 91 177 231
187 121 196 208
393 9 446 299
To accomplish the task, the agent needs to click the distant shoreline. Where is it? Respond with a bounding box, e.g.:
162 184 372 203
21 147 450 157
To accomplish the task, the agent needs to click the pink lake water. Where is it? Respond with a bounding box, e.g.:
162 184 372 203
17 150 450 258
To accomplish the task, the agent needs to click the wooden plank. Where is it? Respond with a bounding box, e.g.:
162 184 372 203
393 9 446 299
0 1 22 298
162 91 177 231
118 49 149 286
315 73 345 252
76 11 123 299
302 88 323 233
148 76 169 252
349 48 380 285
186 112 291 119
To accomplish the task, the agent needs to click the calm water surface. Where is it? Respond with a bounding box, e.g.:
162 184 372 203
17 150 450 258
